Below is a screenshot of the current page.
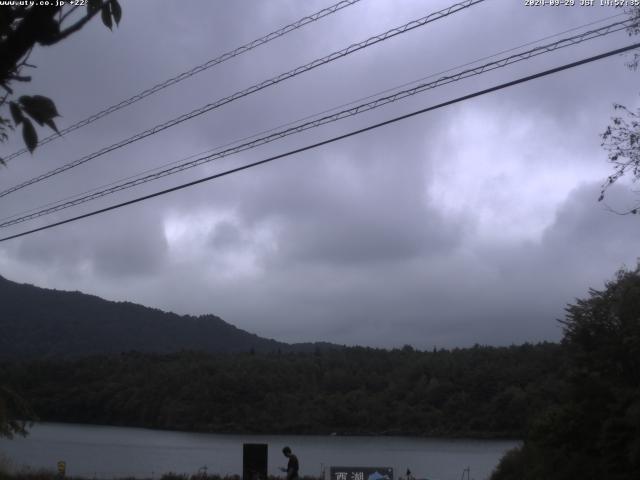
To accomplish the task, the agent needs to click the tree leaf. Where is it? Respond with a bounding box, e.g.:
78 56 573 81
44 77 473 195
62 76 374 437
22 118 37 153
9 102 23 125
21 95 59 118
101 2 113 30
19 95 59 129
44 118 60 134
110 0 122 26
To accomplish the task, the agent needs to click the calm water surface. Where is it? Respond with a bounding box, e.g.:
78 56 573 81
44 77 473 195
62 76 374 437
0 423 518 480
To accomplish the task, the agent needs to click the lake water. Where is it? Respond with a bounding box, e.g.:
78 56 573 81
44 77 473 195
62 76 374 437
0 423 518 480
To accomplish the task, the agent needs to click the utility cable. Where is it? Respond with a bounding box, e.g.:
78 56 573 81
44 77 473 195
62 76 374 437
0 0 485 199
1 41 638 243
22 3 625 224
4 10 621 225
0 9 625 227
0 18 634 229
1 0 363 163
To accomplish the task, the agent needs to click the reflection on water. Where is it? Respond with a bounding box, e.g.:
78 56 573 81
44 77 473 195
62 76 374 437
0 423 519 480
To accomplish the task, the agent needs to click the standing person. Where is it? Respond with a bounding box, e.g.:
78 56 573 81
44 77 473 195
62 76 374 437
281 446 299 480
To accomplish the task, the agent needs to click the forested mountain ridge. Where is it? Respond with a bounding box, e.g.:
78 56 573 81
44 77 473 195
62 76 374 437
0 274 563 439
0 343 563 438
0 275 330 358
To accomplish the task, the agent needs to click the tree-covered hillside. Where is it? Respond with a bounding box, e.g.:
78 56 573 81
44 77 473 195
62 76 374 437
0 275 330 358
1 343 562 438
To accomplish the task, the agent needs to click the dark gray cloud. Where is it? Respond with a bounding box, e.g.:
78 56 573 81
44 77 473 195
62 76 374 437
1 0 639 348
538 182 640 270
11 208 168 278
228 125 461 267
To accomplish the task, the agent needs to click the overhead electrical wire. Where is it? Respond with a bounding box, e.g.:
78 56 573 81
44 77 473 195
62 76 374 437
0 17 632 225
2 10 621 222
20 5 625 227
1 0 364 163
0 0 486 199
1 41 639 243
0 17 634 229
3 10 621 226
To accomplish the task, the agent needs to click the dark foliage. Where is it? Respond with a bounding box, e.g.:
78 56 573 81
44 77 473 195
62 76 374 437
1 0 119 439
0 342 562 438
0 1 122 159
491 266 640 480
0 385 36 438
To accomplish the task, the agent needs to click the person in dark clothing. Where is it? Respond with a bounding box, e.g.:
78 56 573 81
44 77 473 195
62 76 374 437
281 446 299 480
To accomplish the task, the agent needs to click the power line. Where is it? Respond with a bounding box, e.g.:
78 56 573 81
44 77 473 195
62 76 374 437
0 18 634 229
1 17 631 226
3 11 621 225
0 0 485 199
1 41 638 244
7 14 620 228
8 12 622 228
1 0 363 163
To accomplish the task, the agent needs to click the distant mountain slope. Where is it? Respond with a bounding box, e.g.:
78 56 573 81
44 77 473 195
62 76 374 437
0 275 324 358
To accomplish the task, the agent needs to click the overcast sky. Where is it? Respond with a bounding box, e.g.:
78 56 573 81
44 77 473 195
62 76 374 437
1 0 639 349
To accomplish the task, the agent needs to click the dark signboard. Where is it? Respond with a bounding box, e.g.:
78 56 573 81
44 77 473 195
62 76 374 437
243 443 268 480
330 467 393 480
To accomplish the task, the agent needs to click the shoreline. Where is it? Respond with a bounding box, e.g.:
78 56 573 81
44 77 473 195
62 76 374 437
23 420 523 442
